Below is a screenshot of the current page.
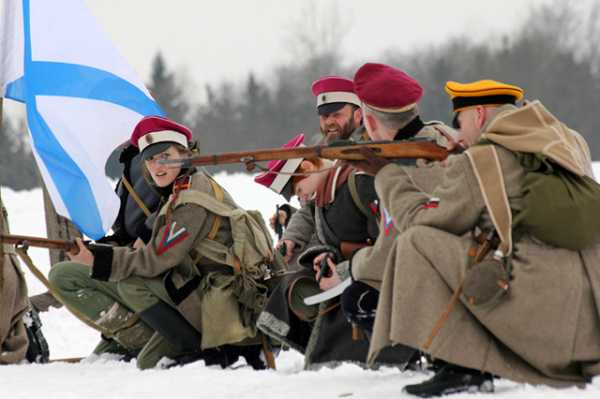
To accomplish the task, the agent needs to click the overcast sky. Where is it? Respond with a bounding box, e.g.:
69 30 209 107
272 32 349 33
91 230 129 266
83 0 554 91
2 0 556 117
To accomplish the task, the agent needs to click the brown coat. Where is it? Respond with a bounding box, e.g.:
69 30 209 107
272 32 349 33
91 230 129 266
369 103 600 386
92 171 257 349
0 199 29 364
350 122 453 288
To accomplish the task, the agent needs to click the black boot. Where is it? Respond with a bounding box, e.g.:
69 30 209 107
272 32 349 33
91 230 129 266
139 301 238 369
24 308 50 363
138 301 202 353
403 364 494 397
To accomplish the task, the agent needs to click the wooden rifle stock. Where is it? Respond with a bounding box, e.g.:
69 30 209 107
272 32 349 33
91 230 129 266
163 139 449 168
0 234 80 254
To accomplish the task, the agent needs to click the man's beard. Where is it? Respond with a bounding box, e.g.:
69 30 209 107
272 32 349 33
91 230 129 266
321 119 358 142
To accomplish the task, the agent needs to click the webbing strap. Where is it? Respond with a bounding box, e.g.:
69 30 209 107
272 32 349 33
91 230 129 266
120 176 151 217
347 172 371 219
206 177 225 240
465 145 513 255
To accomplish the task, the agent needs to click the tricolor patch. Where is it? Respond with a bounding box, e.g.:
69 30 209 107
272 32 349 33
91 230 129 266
156 221 189 255
382 207 396 236
421 197 440 209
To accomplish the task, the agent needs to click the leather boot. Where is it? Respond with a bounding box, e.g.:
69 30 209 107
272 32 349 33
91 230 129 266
95 302 154 351
138 301 202 353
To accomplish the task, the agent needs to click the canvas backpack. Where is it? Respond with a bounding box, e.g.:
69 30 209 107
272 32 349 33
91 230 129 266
165 176 284 328
467 144 600 252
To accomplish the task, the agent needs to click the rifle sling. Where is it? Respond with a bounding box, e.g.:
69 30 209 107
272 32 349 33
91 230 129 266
206 176 225 240
120 176 152 217
14 246 112 338
347 172 371 219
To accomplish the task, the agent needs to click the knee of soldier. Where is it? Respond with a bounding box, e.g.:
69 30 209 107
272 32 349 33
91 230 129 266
398 225 437 252
48 261 91 292
116 277 148 303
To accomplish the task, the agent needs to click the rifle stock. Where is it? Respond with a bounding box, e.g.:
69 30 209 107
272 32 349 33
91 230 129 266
0 234 80 254
162 139 449 168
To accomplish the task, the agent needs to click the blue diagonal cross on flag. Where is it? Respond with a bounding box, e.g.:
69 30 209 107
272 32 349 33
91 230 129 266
0 0 164 239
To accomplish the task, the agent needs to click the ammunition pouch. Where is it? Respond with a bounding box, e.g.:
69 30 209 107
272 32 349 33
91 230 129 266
462 229 510 307
463 257 510 307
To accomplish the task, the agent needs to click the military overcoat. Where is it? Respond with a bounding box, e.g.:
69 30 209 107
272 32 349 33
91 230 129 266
369 102 600 386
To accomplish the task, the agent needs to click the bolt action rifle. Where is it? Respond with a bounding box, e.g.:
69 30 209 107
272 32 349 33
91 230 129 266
0 233 93 254
160 138 449 170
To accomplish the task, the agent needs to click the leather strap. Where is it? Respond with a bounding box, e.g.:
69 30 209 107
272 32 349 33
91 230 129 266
465 145 513 256
206 177 225 240
120 176 151 217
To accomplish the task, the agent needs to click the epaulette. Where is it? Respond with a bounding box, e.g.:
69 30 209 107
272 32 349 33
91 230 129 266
173 175 192 192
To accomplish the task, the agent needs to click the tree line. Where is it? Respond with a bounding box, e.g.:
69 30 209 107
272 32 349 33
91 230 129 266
2 0 599 188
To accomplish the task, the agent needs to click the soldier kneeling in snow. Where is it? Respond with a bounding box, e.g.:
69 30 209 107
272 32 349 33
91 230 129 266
50 116 280 369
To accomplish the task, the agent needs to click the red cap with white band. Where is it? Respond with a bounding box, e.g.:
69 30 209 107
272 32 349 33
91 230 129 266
311 76 361 116
130 116 193 159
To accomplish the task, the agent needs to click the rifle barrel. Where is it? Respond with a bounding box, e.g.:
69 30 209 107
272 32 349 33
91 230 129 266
161 140 449 168
0 234 76 253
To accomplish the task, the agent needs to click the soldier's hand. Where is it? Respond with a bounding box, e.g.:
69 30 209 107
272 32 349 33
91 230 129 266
67 238 94 266
132 237 145 249
313 254 341 291
346 146 390 176
275 239 297 263
269 209 289 231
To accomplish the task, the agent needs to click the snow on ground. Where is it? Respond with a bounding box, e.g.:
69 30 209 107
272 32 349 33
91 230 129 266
1 170 600 398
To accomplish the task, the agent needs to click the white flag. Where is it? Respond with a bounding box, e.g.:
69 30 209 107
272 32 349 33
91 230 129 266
0 0 164 239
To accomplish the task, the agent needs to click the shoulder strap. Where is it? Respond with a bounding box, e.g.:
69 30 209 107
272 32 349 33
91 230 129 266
348 172 371 218
206 177 224 240
465 145 513 256
120 176 151 217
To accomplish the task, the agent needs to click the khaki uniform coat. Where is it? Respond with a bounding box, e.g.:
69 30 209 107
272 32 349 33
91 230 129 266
350 122 454 289
369 102 600 386
91 171 257 349
0 199 29 364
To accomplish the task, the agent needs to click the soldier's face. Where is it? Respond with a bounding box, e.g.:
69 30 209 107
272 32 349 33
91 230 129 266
145 145 183 187
456 107 485 148
292 161 329 204
319 105 360 140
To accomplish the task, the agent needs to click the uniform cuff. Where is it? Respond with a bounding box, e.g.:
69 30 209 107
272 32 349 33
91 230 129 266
90 243 114 281
336 260 350 280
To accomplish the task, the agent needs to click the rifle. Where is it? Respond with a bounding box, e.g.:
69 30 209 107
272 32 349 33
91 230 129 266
0 234 91 254
160 139 449 169
273 205 284 240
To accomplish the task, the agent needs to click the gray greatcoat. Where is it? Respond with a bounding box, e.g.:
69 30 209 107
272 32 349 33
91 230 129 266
369 102 600 387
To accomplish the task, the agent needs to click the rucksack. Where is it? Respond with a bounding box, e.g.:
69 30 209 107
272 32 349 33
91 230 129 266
467 145 600 252
165 176 284 326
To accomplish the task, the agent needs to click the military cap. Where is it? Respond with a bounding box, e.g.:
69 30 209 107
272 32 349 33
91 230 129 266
130 116 193 160
353 63 423 112
254 134 305 201
445 80 524 113
311 76 361 116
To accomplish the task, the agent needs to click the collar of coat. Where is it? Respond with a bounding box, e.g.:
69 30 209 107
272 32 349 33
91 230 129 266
393 116 425 140
315 163 355 208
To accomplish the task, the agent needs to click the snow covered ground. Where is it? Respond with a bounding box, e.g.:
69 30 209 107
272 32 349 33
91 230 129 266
1 170 600 399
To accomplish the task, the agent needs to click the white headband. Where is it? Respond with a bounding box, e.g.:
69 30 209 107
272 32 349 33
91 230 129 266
316 91 361 108
138 130 188 152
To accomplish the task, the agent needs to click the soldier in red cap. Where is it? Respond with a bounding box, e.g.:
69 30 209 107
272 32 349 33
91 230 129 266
274 75 366 266
312 75 364 142
50 116 277 370
309 63 458 366
254 133 386 368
